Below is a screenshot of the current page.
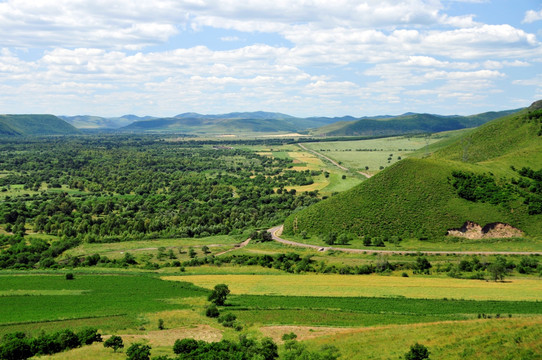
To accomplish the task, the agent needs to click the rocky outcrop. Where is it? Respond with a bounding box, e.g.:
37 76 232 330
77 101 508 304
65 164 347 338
447 221 523 239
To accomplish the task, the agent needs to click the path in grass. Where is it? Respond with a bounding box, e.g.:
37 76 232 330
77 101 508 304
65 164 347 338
297 143 372 178
297 143 350 172
268 225 542 256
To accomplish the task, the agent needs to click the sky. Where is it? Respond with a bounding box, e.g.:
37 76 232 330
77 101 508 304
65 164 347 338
0 0 541 118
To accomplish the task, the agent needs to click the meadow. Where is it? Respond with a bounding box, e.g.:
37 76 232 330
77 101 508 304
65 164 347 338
166 274 542 301
0 274 207 335
301 134 445 173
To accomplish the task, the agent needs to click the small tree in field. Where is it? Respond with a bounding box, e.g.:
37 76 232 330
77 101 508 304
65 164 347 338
208 284 230 306
405 343 430 360
126 343 151 360
103 335 124 352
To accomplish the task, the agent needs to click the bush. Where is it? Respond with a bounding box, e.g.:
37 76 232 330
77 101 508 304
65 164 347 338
65 273 74 280
126 343 151 360
205 304 220 318
103 335 123 353
405 343 430 360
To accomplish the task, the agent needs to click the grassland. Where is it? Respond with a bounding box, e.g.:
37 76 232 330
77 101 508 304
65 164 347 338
165 274 542 301
301 317 542 360
62 234 245 261
301 134 446 174
0 274 207 335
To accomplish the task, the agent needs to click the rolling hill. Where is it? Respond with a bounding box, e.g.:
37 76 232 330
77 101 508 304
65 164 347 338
59 115 151 129
0 114 80 136
283 101 542 239
120 112 338 134
314 109 521 137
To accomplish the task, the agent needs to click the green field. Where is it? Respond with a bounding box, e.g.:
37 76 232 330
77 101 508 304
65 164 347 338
302 134 446 174
0 274 207 335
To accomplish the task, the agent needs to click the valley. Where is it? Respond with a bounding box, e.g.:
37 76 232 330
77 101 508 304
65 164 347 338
0 104 541 360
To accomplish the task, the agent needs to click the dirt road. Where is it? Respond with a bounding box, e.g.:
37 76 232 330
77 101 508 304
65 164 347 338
268 225 542 256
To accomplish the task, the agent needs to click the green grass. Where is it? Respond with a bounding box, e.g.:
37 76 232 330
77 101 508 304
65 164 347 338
0 274 207 329
63 234 245 260
301 317 542 360
234 309 466 327
284 107 542 242
302 135 441 173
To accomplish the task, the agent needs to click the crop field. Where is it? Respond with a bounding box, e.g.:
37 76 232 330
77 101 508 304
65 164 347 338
302 135 444 173
165 274 542 301
0 274 208 335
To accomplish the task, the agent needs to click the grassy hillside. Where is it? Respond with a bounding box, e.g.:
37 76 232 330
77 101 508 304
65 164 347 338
0 114 79 136
284 101 542 239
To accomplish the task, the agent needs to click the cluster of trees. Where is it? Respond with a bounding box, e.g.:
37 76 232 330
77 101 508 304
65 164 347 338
514 166 542 215
0 328 101 360
451 166 542 215
450 171 512 205
0 137 325 265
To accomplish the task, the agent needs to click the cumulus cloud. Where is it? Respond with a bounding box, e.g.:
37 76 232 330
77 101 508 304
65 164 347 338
523 9 542 24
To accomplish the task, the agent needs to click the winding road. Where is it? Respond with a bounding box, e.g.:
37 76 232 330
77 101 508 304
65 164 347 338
267 225 542 256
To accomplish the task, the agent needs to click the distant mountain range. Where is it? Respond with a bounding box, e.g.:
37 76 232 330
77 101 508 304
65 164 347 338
0 108 524 137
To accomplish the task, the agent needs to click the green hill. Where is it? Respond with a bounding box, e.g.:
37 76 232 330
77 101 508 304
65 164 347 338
0 114 79 136
284 101 542 239
315 109 521 137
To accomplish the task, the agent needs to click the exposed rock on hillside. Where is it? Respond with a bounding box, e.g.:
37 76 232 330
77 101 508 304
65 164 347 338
447 221 523 239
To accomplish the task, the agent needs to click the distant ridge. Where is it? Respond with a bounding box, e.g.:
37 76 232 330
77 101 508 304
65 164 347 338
0 114 79 136
313 109 522 136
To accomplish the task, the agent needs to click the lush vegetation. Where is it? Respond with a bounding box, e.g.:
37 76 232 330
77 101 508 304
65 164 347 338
0 137 323 269
0 275 207 328
0 115 79 136
0 328 101 359
284 104 542 240
317 109 519 137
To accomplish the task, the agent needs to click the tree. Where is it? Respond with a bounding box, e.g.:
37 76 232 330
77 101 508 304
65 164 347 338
208 283 230 306
201 245 210 254
173 338 198 355
488 259 507 281
205 304 220 318
103 335 123 353
126 343 151 360
405 343 430 360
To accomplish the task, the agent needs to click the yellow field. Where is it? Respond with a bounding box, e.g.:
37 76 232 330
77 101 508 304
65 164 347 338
164 274 542 301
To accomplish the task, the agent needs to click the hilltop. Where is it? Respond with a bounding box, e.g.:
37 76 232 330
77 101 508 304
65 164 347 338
283 101 542 239
0 114 79 136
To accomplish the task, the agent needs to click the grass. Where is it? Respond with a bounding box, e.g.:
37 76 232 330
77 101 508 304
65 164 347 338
302 135 442 174
301 317 542 360
62 234 246 260
165 274 542 301
0 274 207 330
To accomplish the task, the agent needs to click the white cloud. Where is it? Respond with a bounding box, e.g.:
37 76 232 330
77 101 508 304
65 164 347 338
523 9 542 24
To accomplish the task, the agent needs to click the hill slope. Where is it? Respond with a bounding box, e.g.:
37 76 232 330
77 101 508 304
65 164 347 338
284 102 542 239
0 115 79 136
315 109 521 137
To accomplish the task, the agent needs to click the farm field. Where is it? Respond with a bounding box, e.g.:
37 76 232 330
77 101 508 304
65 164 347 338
301 134 447 174
167 274 542 301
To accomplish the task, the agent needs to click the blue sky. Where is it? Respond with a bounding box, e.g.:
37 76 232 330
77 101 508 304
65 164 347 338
0 0 541 117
